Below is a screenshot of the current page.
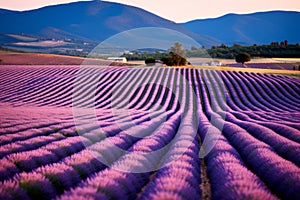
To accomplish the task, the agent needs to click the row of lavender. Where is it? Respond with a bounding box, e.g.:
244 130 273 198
227 63 299 70
0 65 300 199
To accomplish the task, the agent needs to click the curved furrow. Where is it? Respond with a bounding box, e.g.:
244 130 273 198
245 72 300 110
143 68 172 111
228 71 282 112
128 68 163 109
220 72 251 111
72 68 115 108
101 68 152 109
230 111 300 131
54 68 126 107
117 68 160 109
264 74 300 96
225 113 300 167
94 69 140 109
222 71 263 111
235 72 297 112
137 68 175 111
253 73 300 103
93 70 127 107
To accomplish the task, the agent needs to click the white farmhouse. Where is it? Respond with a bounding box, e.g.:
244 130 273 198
107 57 127 63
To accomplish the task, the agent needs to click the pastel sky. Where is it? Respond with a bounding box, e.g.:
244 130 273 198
0 0 299 22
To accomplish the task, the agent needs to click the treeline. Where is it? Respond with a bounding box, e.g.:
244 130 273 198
123 41 300 60
192 41 300 59
0 46 26 53
124 52 169 61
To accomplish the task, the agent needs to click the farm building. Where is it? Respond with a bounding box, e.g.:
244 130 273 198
107 57 127 63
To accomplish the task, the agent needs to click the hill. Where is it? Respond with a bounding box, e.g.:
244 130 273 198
181 11 300 46
0 0 217 54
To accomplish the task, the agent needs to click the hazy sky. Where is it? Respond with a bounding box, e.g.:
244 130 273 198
0 0 299 22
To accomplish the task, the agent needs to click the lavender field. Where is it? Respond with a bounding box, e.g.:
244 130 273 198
0 65 300 200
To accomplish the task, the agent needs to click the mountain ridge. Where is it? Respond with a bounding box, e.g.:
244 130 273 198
182 10 299 22
0 1 299 55
181 10 300 45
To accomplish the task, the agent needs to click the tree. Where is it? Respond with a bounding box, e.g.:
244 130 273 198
161 42 187 66
145 57 156 65
235 52 251 65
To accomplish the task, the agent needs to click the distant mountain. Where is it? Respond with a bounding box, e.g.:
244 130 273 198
0 0 218 54
0 1 299 55
181 11 300 45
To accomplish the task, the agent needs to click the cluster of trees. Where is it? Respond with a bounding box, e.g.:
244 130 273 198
124 51 168 61
160 42 187 66
202 41 300 58
127 42 187 66
143 43 251 66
